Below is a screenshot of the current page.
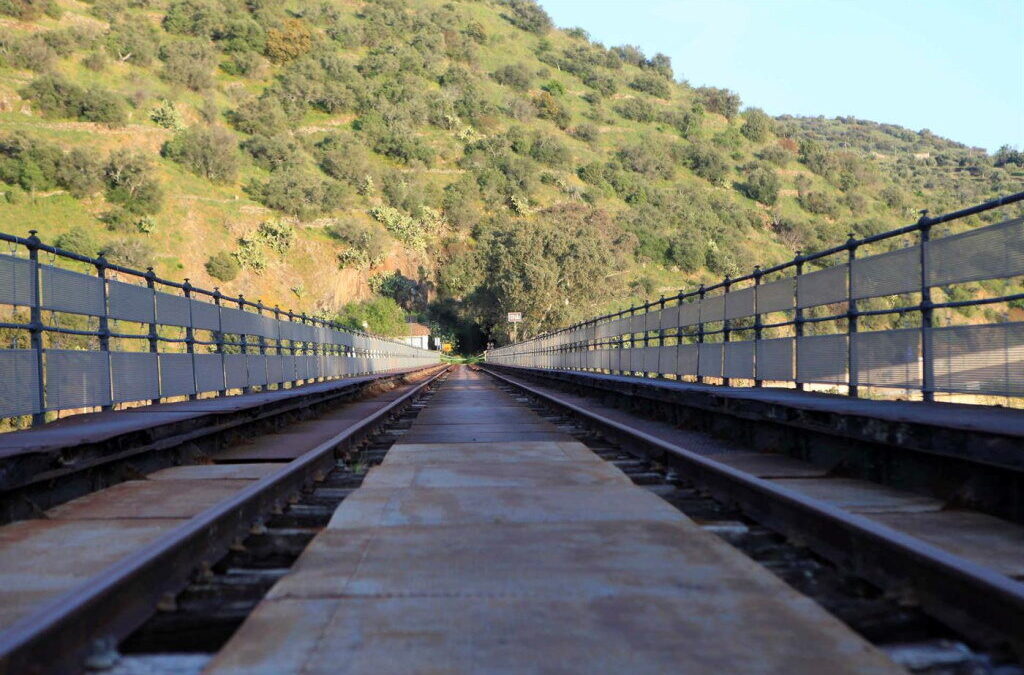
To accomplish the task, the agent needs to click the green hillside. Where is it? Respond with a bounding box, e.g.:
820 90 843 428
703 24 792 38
1 0 1022 350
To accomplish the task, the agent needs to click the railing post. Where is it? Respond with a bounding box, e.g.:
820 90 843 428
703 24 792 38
255 300 267 391
657 295 666 378
95 253 113 412
287 310 298 386
696 284 706 384
274 305 283 389
753 266 763 388
26 231 45 426
182 278 197 401
918 211 935 402
145 267 160 404
722 275 731 387
846 235 859 398
793 251 805 391
238 294 253 394
213 287 226 397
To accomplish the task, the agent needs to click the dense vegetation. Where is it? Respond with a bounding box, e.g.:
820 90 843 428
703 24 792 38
0 0 1021 350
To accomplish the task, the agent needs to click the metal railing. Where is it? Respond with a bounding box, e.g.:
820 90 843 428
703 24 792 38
486 191 1024 402
0 230 439 426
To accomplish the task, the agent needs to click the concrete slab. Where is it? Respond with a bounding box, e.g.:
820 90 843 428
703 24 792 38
397 429 569 444
771 478 945 514
405 422 558 433
361 461 631 489
872 510 1024 577
207 594 899 675
326 486 689 529
412 407 539 423
214 423 347 462
0 518 182 630
383 441 601 465
45 479 251 519
712 452 832 478
147 464 282 481
263 520 809 600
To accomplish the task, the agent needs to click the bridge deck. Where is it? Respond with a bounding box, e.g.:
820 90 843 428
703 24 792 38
207 367 899 674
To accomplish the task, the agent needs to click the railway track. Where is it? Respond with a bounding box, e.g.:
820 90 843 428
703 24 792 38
482 365 1024 672
0 365 450 674
1 364 1021 673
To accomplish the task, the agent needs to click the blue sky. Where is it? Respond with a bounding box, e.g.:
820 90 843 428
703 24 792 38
537 0 1024 153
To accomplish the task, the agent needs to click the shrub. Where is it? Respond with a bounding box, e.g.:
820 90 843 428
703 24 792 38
229 95 290 136
82 51 108 72
502 0 552 34
242 133 303 171
19 75 126 125
0 0 61 20
617 139 678 179
615 98 655 123
532 92 570 128
740 108 774 142
265 18 313 63
629 74 671 99
149 100 185 131
205 251 239 281
162 0 226 38
541 80 565 96
106 17 160 66
571 124 599 143
256 219 295 254
104 150 164 215
329 219 388 269
696 86 741 120
161 39 218 91
686 144 728 185
246 166 344 219
667 232 706 272
55 227 99 258
161 126 239 183
491 63 532 91
57 149 104 198
102 238 155 269
659 107 702 138
529 133 570 166
757 145 793 167
233 235 266 273
582 72 616 97
0 31 55 71
336 296 407 336
741 165 780 205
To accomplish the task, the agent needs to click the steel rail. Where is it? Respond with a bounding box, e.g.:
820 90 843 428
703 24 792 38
0 364 450 675
482 365 1024 657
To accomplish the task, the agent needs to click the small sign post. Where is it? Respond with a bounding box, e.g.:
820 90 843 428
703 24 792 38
507 312 523 343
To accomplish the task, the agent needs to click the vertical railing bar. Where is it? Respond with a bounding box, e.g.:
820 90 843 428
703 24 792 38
753 266 763 388
95 254 113 412
213 288 227 398
238 294 252 395
794 251 805 391
696 284 706 384
722 276 732 387
183 278 197 401
846 235 859 398
919 210 935 402
146 268 160 405
26 231 45 426
256 300 267 392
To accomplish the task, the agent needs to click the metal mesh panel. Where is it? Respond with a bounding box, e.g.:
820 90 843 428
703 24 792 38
630 313 647 335
677 343 698 375
46 350 110 410
295 354 309 380
247 355 268 386
927 217 1024 287
724 287 755 320
756 338 794 381
757 279 794 313
797 264 848 309
928 323 1024 396
306 355 320 378
259 316 278 339
678 302 700 327
698 342 723 377
659 305 679 330
854 329 921 388
266 355 284 384
0 350 40 417
110 352 158 403
221 307 255 335
595 320 614 339
797 334 848 384
701 294 725 323
281 355 297 382
41 265 105 316
723 341 755 379
190 300 220 331
0 255 37 306
224 354 248 389
194 353 224 393
155 292 191 327
852 246 921 299
641 346 660 372
108 281 154 323
159 353 195 397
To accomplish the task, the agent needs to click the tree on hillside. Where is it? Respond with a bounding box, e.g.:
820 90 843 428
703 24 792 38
741 108 775 143
162 125 240 183
501 0 552 34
